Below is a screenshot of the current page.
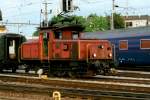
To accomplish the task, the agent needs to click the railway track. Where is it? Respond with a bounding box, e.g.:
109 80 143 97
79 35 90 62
1 69 150 88
2 68 150 78
92 70 150 84
0 77 149 100
0 70 150 99
118 66 150 72
1 69 150 85
0 73 150 92
117 70 150 78
0 84 149 100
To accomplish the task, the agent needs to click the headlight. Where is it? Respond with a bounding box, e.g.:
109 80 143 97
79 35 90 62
93 53 97 58
108 53 112 57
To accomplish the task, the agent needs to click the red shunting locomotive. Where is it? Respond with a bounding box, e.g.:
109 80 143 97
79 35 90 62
20 25 115 77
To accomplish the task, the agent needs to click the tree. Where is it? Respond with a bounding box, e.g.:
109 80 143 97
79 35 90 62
33 15 86 36
32 13 125 36
84 14 109 32
48 14 109 32
114 13 125 29
32 30 39 36
49 15 86 27
48 16 64 26
107 13 125 29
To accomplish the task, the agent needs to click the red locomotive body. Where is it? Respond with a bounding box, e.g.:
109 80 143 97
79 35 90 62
20 25 115 77
21 39 40 60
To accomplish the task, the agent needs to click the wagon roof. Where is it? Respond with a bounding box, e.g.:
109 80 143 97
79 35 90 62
0 33 25 38
83 26 150 39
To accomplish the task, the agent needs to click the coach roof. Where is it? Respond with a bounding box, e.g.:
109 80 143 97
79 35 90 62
82 26 150 39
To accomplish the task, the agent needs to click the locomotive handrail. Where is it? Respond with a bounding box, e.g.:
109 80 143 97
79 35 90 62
18 47 21 63
112 44 116 63
86 44 93 63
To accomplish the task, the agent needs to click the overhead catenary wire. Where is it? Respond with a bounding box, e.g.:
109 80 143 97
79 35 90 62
80 0 110 5
1 1 150 27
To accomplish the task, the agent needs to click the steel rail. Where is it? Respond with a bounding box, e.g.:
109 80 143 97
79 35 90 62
0 82 149 100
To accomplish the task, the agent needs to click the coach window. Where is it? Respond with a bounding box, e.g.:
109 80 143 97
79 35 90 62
140 39 150 49
119 40 128 50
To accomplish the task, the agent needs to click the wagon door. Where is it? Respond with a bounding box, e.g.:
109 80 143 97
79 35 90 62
6 37 22 61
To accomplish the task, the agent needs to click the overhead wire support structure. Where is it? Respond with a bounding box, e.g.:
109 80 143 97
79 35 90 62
0 22 39 26
42 0 52 27
0 21 39 34
111 0 115 30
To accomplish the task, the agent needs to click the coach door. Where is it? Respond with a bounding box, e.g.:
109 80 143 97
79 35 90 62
6 37 20 60
8 39 16 59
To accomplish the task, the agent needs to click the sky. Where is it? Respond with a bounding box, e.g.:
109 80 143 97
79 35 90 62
0 0 150 36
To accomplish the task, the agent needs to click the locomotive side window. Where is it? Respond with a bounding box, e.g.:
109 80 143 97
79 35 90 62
55 31 62 39
119 40 128 50
140 39 150 49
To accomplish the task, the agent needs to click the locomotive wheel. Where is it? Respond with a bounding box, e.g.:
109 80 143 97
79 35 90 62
25 68 30 73
68 71 76 78
102 63 110 75
24 65 30 73
54 71 65 77
86 70 95 77
12 67 17 73
0 64 4 73
0 68 3 73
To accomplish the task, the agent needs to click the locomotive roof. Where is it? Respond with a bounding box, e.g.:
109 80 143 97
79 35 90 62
82 26 150 39
54 24 84 31
38 24 84 32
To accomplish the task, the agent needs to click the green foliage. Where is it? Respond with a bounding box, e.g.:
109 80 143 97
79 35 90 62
49 16 64 26
32 30 39 36
32 13 125 36
48 14 109 32
114 13 125 29
84 14 109 32
107 13 125 29
49 15 86 27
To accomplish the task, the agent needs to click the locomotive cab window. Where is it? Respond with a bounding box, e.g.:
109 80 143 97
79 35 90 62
54 31 62 39
119 40 128 50
140 39 150 49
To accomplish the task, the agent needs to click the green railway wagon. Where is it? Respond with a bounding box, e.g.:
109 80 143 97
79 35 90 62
0 33 26 72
